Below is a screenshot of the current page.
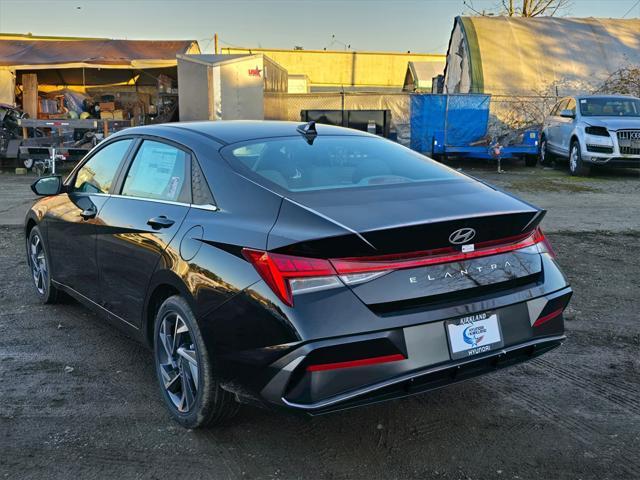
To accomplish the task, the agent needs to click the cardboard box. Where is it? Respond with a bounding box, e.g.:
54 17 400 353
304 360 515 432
100 111 114 119
99 102 115 111
112 110 125 120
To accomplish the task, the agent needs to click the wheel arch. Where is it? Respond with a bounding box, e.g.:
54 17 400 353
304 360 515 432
570 134 580 147
25 217 37 237
25 207 47 239
143 270 196 349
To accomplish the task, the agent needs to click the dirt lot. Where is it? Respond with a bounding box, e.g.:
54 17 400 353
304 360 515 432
1 164 639 480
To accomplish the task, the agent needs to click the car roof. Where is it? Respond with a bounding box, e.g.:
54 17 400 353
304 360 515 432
121 120 373 145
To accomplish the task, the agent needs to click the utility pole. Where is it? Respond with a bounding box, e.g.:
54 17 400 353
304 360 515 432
214 33 219 54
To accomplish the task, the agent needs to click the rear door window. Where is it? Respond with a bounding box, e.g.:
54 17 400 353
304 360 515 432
222 135 463 193
73 139 133 193
121 140 190 203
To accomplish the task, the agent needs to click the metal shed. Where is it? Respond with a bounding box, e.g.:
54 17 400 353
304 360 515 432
177 54 288 121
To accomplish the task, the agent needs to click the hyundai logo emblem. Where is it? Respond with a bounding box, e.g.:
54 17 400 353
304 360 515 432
449 228 476 245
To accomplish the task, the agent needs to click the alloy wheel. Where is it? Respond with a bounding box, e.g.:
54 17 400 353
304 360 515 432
569 145 578 173
29 233 47 295
157 312 200 413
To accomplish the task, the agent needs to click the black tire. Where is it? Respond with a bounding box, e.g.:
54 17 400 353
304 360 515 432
539 136 554 166
569 140 590 176
524 155 538 167
153 295 239 428
26 225 58 304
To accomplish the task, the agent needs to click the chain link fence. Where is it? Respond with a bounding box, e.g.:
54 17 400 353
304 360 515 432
265 91 566 148
265 92 411 145
488 94 560 144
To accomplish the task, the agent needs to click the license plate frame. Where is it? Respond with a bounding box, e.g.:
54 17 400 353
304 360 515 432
445 312 504 360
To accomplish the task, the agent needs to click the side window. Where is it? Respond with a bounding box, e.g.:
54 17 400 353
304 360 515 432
191 158 215 205
566 98 576 115
121 140 190 202
74 139 133 193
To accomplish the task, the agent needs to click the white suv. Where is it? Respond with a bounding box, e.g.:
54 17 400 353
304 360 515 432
540 95 640 175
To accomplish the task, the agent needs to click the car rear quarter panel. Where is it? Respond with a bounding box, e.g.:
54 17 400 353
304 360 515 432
144 153 285 346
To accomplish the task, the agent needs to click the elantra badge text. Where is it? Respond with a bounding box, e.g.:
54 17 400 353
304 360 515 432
409 261 512 283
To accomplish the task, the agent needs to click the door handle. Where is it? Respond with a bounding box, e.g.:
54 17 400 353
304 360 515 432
147 216 175 230
80 206 97 220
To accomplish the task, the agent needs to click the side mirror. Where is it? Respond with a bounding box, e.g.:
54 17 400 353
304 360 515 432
31 175 63 196
559 109 575 119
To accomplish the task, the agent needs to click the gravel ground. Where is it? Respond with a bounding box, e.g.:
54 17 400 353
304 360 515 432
0 164 639 479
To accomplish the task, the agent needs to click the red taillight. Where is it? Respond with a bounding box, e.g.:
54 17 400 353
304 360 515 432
331 228 550 274
242 248 336 306
537 231 556 258
243 228 552 306
532 307 564 327
306 353 406 372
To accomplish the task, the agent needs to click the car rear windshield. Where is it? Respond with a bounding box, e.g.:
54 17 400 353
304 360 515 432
222 135 462 192
580 97 640 117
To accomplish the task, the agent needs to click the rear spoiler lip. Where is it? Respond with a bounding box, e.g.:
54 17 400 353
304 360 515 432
358 209 544 236
520 209 546 232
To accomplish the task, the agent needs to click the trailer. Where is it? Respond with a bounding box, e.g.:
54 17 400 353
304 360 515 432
431 129 539 161
16 117 131 169
177 53 288 121
410 94 539 166
300 109 393 138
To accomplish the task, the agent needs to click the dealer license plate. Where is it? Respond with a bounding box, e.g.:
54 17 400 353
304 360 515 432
445 312 504 360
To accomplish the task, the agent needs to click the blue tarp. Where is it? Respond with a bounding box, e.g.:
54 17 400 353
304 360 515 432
410 94 490 153
409 95 446 153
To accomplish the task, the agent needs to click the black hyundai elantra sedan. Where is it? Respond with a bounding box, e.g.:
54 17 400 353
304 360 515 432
25 121 572 428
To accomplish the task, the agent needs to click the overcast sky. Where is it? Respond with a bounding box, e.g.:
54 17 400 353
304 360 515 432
0 0 638 53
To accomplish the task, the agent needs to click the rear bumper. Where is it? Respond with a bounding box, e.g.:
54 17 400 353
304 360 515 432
252 286 572 413
287 335 565 414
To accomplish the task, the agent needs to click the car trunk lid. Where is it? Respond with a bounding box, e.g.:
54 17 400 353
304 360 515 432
268 178 543 257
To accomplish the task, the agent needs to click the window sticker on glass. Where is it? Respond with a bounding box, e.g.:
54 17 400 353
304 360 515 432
122 141 188 201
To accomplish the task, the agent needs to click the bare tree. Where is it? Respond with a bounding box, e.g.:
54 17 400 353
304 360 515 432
596 66 640 98
464 0 571 17
500 0 571 16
